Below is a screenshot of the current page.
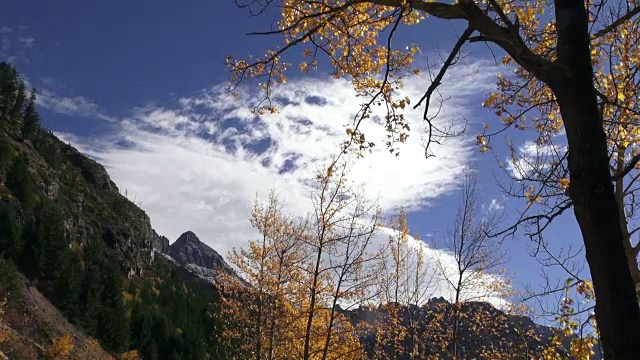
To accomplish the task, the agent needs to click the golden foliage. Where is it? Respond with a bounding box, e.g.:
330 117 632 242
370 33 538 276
221 161 378 359
230 0 639 240
541 279 598 360
44 333 74 360
479 0 640 212
228 0 428 154
119 350 141 360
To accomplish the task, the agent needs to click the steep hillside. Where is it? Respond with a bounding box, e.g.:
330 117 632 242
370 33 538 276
0 62 231 359
0 115 157 277
0 260 114 360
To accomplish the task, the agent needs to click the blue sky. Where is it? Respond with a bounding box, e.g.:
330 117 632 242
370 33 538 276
2 1 588 314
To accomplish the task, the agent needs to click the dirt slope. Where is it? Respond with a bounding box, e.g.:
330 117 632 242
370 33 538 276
0 275 114 360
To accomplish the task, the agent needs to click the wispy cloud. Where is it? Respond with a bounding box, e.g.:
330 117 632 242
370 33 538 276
19 37 35 49
506 140 566 180
0 27 37 66
37 89 116 122
487 198 505 211
59 58 502 303
373 227 508 307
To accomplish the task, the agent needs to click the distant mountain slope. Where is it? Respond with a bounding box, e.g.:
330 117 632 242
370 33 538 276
169 231 232 272
155 230 241 286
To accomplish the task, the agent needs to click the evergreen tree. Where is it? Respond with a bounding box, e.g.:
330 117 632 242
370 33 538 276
0 258 18 298
20 217 42 277
80 239 105 336
82 283 103 337
0 62 19 118
0 132 12 168
130 300 153 349
0 202 22 261
5 154 35 215
144 339 159 360
21 89 39 141
11 79 26 120
99 262 129 353
53 249 83 320
38 200 66 278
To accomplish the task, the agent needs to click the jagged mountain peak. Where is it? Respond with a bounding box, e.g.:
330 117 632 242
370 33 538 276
174 230 202 245
169 231 230 272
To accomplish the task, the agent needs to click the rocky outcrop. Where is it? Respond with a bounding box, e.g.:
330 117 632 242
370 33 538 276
152 230 170 255
3 123 155 276
341 298 599 359
169 231 234 275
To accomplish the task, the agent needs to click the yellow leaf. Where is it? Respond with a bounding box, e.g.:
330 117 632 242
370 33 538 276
558 178 570 190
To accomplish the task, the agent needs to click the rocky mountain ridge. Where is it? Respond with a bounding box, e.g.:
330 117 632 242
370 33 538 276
1 119 156 277
153 230 240 286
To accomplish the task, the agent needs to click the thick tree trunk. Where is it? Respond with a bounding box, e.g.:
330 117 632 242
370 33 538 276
553 1 640 358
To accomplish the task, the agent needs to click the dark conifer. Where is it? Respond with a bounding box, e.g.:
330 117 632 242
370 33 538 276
0 202 22 261
21 89 39 141
0 63 19 118
99 262 130 353
11 79 26 120
53 249 83 320
80 239 105 336
5 154 35 215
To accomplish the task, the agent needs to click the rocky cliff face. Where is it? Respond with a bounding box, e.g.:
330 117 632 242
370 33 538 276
152 230 170 255
3 122 155 276
169 231 234 275
4 113 238 281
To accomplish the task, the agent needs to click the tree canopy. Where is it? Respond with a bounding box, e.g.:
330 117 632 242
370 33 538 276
230 0 640 357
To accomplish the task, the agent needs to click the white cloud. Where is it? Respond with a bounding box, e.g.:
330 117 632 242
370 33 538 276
487 198 504 211
60 58 503 303
0 26 12 34
372 227 507 308
37 89 116 122
506 140 566 180
19 37 34 48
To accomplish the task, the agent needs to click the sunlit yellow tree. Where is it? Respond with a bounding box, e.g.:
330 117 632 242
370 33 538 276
534 277 599 360
373 208 435 360
229 1 640 356
364 205 544 359
302 159 379 360
221 191 310 359
222 162 377 360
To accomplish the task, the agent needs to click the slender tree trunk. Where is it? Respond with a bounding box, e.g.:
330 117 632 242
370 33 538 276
451 277 462 360
408 307 416 360
256 292 263 359
267 264 285 360
303 246 323 360
553 1 640 357
256 234 269 360
615 150 640 285
321 276 343 360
